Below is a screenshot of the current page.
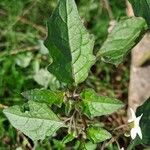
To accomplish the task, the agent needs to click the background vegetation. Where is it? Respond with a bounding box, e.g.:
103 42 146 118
0 0 133 149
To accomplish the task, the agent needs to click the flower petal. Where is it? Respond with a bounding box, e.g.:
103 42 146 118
135 114 143 127
130 128 137 139
137 126 142 139
128 108 136 122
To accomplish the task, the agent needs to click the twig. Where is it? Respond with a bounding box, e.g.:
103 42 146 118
17 0 38 22
101 138 116 150
113 124 128 131
10 46 39 55
70 110 76 126
17 131 33 150
0 103 8 109
102 0 114 20
18 17 46 35
0 45 39 58
1 0 38 36
101 132 123 150
125 0 134 17
101 141 106 150
0 9 46 35
81 116 88 130
114 139 121 150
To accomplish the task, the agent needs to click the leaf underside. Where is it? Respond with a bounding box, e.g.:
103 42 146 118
44 0 95 85
3 101 64 141
97 17 147 65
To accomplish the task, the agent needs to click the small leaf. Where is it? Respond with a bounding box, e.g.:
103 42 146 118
44 0 95 85
62 133 75 144
83 142 97 150
97 17 147 65
3 101 64 141
87 127 111 143
80 89 124 118
129 0 150 28
53 139 65 149
22 89 65 107
78 141 97 150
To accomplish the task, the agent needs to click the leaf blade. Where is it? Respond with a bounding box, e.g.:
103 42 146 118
80 89 124 118
97 17 147 65
87 127 111 143
3 101 64 141
22 89 64 107
44 0 95 85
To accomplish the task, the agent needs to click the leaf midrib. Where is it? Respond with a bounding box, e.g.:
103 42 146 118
65 0 82 82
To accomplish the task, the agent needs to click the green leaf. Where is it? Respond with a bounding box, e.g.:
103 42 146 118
80 89 124 118
129 0 150 28
3 101 64 141
136 98 150 146
97 17 147 65
84 142 97 150
44 0 95 85
87 127 111 143
53 139 65 150
62 133 75 144
22 89 64 107
78 141 97 150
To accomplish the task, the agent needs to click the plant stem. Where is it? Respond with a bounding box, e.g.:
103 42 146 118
102 0 114 20
0 103 8 109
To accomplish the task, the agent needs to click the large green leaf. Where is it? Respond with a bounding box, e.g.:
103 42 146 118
87 127 111 143
129 0 150 28
80 89 124 118
3 101 64 141
97 17 147 65
44 0 95 85
22 89 64 107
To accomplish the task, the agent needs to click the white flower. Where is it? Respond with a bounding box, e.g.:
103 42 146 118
120 147 124 150
128 108 143 140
